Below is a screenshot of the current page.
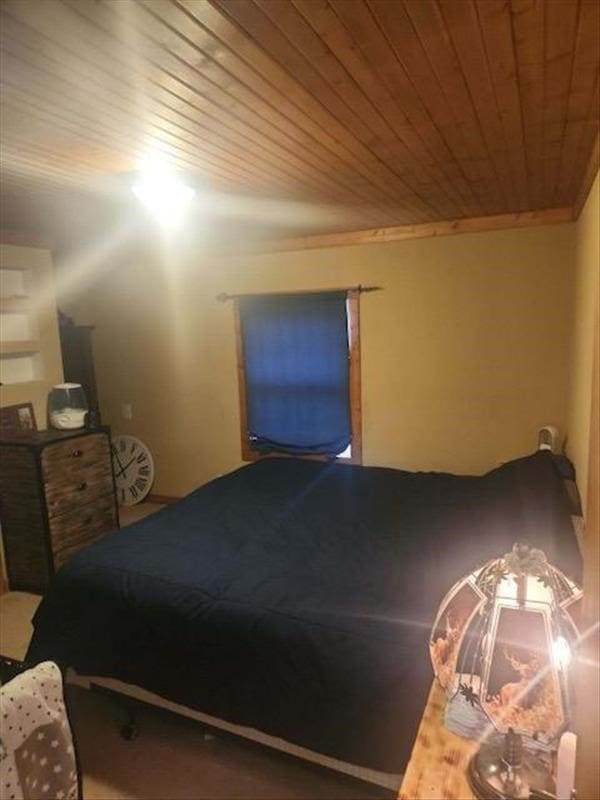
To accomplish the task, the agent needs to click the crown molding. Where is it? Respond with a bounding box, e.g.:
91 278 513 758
247 207 574 255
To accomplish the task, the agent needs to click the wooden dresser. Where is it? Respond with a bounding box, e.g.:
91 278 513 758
0 427 119 592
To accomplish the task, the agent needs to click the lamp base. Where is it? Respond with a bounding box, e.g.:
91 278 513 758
467 732 556 800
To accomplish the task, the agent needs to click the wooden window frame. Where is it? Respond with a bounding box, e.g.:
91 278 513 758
234 289 362 466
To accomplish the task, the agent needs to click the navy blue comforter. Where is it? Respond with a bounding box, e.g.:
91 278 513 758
27 452 581 772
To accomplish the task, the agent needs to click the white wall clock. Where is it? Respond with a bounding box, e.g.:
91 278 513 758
111 434 154 506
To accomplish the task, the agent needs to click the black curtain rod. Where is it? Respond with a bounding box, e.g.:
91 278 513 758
216 285 382 302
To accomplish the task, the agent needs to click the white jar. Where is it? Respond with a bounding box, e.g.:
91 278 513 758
48 383 88 430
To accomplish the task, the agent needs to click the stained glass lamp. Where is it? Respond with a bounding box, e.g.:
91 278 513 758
430 543 582 799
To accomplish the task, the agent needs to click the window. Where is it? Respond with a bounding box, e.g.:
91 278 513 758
234 289 362 464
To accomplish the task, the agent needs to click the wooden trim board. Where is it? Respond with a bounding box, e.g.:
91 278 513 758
346 289 362 466
233 298 255 463
145 494 181 505
239 207 573 255
0 206 580 261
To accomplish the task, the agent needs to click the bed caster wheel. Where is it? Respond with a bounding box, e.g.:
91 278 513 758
120 723 138 741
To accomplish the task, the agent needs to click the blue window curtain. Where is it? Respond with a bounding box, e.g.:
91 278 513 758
239 291 351 455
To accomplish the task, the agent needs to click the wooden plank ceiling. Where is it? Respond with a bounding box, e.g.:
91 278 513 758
0 0 598 239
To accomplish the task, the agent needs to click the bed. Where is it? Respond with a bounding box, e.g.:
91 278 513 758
26 451 581 783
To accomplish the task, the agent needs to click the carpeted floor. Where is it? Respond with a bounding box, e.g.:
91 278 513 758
0 502 394 800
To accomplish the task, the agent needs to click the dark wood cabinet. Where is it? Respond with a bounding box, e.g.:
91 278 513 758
0 428 119 592
59 324 99 414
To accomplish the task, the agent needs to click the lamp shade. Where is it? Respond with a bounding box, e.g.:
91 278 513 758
430 543 582 744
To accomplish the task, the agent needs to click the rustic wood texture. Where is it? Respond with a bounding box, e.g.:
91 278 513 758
0 0 598 239
42 437 113 518
249 207 574 254
398 681 477 800
346 289 362 466
0 429 118 591
49 492 117 569
40 431 109 478
233 298 255 463
0 444 52 592
41 432 113 518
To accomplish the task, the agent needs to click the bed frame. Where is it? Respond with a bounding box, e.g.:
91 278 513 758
67 670 402 791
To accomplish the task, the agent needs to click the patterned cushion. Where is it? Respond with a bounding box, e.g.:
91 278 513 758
0 661 80 800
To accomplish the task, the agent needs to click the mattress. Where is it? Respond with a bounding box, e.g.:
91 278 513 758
27 451 581 773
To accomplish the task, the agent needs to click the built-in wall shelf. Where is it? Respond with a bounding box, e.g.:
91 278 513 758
1 258 40 390
0 243 63 424
0 340 40 357
0 296 31 313
0 261 33 272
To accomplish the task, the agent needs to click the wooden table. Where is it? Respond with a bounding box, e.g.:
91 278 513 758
398 681 477 800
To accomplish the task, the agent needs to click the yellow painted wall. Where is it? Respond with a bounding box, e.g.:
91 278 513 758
566 172 599 510
568 172 599 800
65 222 576 496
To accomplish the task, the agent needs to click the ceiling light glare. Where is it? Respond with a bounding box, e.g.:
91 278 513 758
133 162 195 227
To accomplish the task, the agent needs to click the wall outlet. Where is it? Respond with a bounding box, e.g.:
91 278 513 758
121 403 133 420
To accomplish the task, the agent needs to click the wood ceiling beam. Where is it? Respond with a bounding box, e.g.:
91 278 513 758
249 207 573 254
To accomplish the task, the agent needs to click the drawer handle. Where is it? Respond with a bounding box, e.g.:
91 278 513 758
76 481 87 491
71 449 83 458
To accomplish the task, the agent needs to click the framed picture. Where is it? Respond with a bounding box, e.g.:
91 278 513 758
0 402 38 438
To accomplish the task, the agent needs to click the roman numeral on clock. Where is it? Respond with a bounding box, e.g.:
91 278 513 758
112 435 153 505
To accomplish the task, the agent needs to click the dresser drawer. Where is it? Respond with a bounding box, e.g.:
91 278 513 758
42 434 113 518
41 433 110 482
44 471 114 518
49 493 118 570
